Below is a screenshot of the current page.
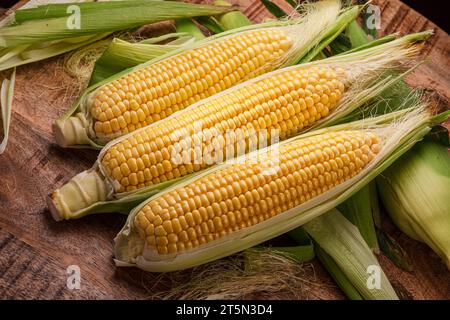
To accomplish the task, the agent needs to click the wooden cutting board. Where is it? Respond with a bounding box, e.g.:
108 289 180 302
0 0 449 299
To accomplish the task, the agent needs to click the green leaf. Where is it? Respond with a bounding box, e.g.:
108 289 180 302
285 0 299 9
194 16 225 34
260 0 288 18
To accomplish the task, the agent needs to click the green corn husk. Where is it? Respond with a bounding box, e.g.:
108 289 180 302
0 68 16 154
337 184 380 251
214 0 252 31
89 37 185 85
303 209 398 300
63 37 113 84
0 33 110 73
377 140 450 269
345 20 371 48
314 244 364 300
0 0 227 72
0 0 94 28
174 19 205 41
0 1 232 48
337 24 423 271
112 107 450 272
54 0 351 149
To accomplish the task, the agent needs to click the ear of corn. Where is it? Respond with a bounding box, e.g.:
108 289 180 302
112 107 449 272
53 0 347 148
303 209 398 300
48 33 428 221
377 140 450 269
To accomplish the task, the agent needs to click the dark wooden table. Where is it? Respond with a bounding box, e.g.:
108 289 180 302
0 0 449 299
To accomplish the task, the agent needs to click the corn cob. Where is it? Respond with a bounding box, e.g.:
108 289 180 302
53 0 344 147
47 34 429 221
113 107 449 271
132 130 381 255
90 29 293 139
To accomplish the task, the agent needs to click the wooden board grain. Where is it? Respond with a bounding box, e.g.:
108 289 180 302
0 0 449 300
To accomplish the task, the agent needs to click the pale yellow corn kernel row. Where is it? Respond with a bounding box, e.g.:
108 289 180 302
100 66 346 193
90 29 294 139
133 130 381 255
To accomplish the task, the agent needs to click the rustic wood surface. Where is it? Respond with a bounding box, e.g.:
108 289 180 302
0 0 449 300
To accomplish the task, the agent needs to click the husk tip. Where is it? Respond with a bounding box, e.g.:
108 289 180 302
46 170 110 221
53 113 90 147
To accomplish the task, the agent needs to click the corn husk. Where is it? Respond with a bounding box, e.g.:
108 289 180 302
337 184 380 251
0 0 91 28
314 244 364 299
377 140 450 269
112 107 450 272
174 19 205 41
214 0 252 31
0 0 231 71
0 1 232 48
0 68 16 154
0 33 110 72
304 209 398 300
